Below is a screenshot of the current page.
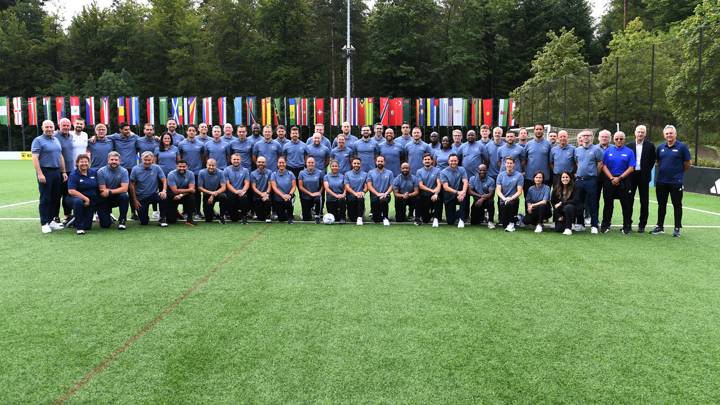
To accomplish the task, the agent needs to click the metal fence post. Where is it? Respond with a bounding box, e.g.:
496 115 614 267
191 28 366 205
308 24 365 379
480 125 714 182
563 75 568 128
649 44 655 140
614 57 619 128
694 25 705 165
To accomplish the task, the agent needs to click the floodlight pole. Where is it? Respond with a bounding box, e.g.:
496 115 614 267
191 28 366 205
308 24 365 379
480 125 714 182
342 0 354 123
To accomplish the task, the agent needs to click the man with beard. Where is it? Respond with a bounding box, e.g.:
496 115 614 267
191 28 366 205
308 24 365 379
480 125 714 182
167 160 197 225
129 151 168 226
354 125 379 172
469 164 496 228
416 153 442 227
378 128 404 176
393 162 420 224
222 155 250 224
227 125 254 171
440 154 468 228
250 156 273 222
252 125 282 172
97 151 130 230
199 158 229 223
283 126 308 179
367 155 394 225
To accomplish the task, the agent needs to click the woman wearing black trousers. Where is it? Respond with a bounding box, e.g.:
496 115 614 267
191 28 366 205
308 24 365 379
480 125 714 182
552 171 581 235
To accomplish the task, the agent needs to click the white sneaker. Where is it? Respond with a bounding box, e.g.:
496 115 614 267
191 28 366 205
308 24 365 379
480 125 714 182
49 220 64 230
457 219 465 229
93 213 99 222
590 226 599 234
534 225 543 233
152 211 160 220
487 221 495 229
41 224 52 234
563 228 572 236
505 223 515 232
356 217 363 226
382 218 390 226
76 229 85 235
584 216 591 226
432 218 439 228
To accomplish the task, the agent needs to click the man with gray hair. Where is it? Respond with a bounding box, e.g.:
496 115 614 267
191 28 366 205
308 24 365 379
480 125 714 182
574 129 604 234
97 151 130 230
627 124 655 232
129 151 169 226
601 131 636 234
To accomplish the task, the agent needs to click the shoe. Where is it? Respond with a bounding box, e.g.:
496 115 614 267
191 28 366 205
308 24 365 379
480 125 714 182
131 213 139 221
41 224 52 234
534 225 543 233
622 228 632 235
414 220 421 226
339 219 346 224
638 226 645 233
186 219 196 226
159 217 168 227
651 226 664 235
517 214 525 227
563 228 572 235
383 218 390 226
118 219 127 230
265 218 272 223
241 217 247 225
219 216 226 224
49 220 64 230
673 228 681 237
590 227 598 234
315 215 321 224
76 229 85 235
356 217 363 226
193 214 203 221
505 223 515 232
152 211 160 220
110 214 117 222
62 215 74 227
600 227 609 234
487 221 495 230
288 218 294 224
271 214 278 221
457 219 465 229
93 213 99 222
584 216 591 226
432 218 439 228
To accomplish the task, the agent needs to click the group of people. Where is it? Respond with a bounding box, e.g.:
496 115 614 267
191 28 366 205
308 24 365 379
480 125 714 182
31 117 691 237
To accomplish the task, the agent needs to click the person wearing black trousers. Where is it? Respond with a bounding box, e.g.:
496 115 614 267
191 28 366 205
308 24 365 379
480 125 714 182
552 172 581 235
627 124 655 233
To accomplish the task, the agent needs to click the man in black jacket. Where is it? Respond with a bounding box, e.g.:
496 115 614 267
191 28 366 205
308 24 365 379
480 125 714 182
627 125 656 233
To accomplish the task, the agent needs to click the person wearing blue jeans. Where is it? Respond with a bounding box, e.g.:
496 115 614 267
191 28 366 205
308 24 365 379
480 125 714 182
67 155 99 234
573 130 604 234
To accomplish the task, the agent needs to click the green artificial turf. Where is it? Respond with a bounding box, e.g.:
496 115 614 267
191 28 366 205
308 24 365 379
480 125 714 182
1 160 719 403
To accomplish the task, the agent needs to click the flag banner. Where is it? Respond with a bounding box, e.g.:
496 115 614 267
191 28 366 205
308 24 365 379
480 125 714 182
125 97 132 124
402 98 411 126
288 98 297 125
416 99 425 127
117 97 126 124
509 98 516 126
483 99 493 126
299 98 309 126
100 97 110 125
171 97 183 125
146 97 155 126
452 97 465 126
358 98 367 126
55 97 65 122
266 97 273 126
439 98 449 126
186 97 197 125
70 96 81 125
339 97 346 124
470 98 481 126
42 97 52 121
85 97 95 126
273 98 281 126
379 97 390 126
498 98 508 127
233 97 243 125
314 97 324 126
28 97 38 126
218 97 227 125
349 98 358 126
246 97 257 125
0 97 7 126
387 98 404 126
364 97 374 126
330 98 339 126
159 97 168 125
12 97 23 125
130 96 140 125
202 97 213 125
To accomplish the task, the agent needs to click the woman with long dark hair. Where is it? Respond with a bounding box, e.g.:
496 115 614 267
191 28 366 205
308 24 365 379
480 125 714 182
552 171 580 235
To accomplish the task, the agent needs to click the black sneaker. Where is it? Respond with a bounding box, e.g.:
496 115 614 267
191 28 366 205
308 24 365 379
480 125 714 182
118 219 127 230
241 217 247 225
638 226 645 233
131 213 139 221
219 216 226 225
314 215 321 224
651 226 664 235
288 218 294 225
672 228 681 237
159 217 168 227
601 227 610 234
622 228 632 235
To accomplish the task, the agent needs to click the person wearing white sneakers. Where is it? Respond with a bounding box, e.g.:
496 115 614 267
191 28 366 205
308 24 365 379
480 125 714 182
31 120 68 233
495 157 524 232
552 172 580 235
416 153 442 227
367 156 394 225
524 171 551 233
250 156 273 223
392 162 420 224
129 151 169 226
67 154 99 235
440 154 469 228
344 157 368 225
469 164 495 228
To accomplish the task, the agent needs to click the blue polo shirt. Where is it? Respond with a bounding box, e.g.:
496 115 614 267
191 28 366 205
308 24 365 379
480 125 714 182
68 168 99 198
227 138 254 170
311 135 333 149
575 145 604 178
324 173 345 201
167 169 195 190
330 145 355 174
270 170 296 201
344 169 368 200
248 134 263 146
298 169 324 198
275 137 288 147
603 145 636 176
405 140 433 174
656 141 691 185
496 170 524 197
154 145 179 175
392 173 419 194
550 144 576 174
31 134 63 168
524 138 552 180
305 144 331 172
367 168 394 200
178 138 206 173
109 133 139 170
330 134 355 149
354 138 379 172
222 135 236 144
56 132 76 172
378 141 404 176
130 164 165 199
497 143 524 172
205 138 230 169
440 166 468 202
458 141 488 177
395 135 413 149
469 175 495 195
253 139 282 171
137 136 159 155
250 168 272 195
223 165 250 190
485 140 505 178
87 138 114 169
97 165 129 189
283 140 308 169
433 148 454 170
169 132 185 146
416 166 441 196
198 168 225 191
430 142 441 150
526 184 551 204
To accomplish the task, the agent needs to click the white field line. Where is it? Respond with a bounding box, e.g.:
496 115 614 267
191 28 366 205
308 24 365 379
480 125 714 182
0 200 38 209
635 197 720 217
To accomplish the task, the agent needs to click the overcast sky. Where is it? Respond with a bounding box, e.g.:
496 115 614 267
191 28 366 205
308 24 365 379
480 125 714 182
45 0 609 29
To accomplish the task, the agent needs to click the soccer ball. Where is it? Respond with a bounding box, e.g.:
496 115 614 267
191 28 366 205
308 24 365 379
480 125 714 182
322 213 335 225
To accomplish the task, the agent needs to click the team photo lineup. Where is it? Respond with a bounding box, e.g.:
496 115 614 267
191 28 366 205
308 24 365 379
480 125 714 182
32 117 690 236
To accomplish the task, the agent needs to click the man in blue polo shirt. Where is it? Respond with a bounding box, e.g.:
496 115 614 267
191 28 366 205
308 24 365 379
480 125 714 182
250 156 273 222
305 133 331 173
405 127 434 175
222 123 236 143
87 123 114 170
367 155 394 225
574 130 604 234
130 151 169 226
97 151 130 230
440 154 468 228
486 127 506 180
253 125 282 172
55 118 74 224
205 125 230 170
495 157 524 232
416 153 442 227
524 123 552 194
396 123 413 149
652 125 691 237
283 126 308 179
109 123 140 172
469 164 496 228
311 123 333 149
354 126 379 172
31 120 68 233
166 119 185 145
167 160 196 225
330 122 357 148
330 134 355 174
601 131 636 234
200 158 229 223
248 123 263 146
496 132 525 175
179 125 206 219
227 125 254 171
137 123 159 157
378 128 404 176
392 162 419 224
549 130 575 186
458 129 488 221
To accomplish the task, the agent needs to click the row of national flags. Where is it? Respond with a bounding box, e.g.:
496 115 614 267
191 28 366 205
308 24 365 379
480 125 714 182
0 96 516 128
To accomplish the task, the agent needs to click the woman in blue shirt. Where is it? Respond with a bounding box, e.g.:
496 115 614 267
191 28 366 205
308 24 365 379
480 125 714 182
270 156 297 223
324 160 347 224
154 133 180 175
433 136 454 170
67 154 99 234
524 171 551 233
298 156 324 223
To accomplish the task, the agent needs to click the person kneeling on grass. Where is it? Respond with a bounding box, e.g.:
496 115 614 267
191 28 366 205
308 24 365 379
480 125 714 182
251 156 273 223
67 154 98 235
167 160 197 226
469 164 495 228
495 157 524 232
222 155 250 224
130 151 169 227
552 171 581 235
524 171 551 233
270 156 297 224
97 151 129 230
344 157 368 225
393 162 420 224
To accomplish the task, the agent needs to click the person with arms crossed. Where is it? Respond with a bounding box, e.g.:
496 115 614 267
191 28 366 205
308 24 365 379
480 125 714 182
129 151 169 227
495 157 524 232
652 125 691 237
392 162 420 224
31 120 67 233
601 131 636 234
440 154 468 228
97 151 130 230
